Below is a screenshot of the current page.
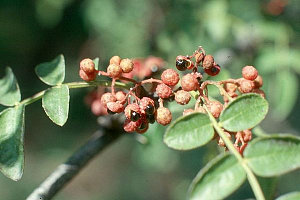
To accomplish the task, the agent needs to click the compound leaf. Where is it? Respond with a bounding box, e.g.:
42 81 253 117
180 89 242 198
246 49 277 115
35 54 65 86
219 94 268 132
0 105 25 181
189 153 246 200
164 113 214 150
42 85 69 126
0 67 21 106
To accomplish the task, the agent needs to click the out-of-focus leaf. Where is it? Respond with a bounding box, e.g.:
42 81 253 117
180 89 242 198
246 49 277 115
93 57 99 70
0 105 25 181
257 176 278 200
188 154 246 200
289 49 300 75
255 47 281 73
42 85 69 126
220 94 268 132
35 54 65 86
244 134 300 177
276 192 300 200
164 113 214 150
0 67 21 106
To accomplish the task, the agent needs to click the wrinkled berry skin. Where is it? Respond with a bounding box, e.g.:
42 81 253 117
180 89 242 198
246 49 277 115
107 101 124 113
80 58 95 74
100 93 116 108
123 119 142 133
156 83 173 99
107 64 122 78
254 75 263 88
206 101 223 118
238 78 255 93
115 91 126 101
181 74 198 91
156 107 172 125
79 69 96 82
110 56 121 65
204 64 220 76
124 103 141 119
242 65 258 81
136 121 149 134
203 55 214 69
175 55 191 71
183 109 195 116
120 58 134 73
161 69 180 86
175 90 191 105
224 83 237 93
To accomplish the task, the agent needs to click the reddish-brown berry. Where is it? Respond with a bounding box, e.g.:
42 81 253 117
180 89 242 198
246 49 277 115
175 55 191 71
218 131 231 147
183 109 195 116
110 56 121 65
115 91 127 101
124 103 141 120
107 64 122 78
120 58 134 73
238 78 255 93
195 52 205 63
136 121 149 134
254 75 263 88
242 66 258 81
203 55 214 69
195 106 206 114
253 89 266 98
242 129 252 142
224 83 237 93
161 69 180 86
156 83 173 99
204 64 220 76
79 69 96 82
80 58 95 74
181 74 198 91
139 97 155 114
156 107 172 125
107 101 124 113
206 101 223 118
100 93 117 108
175 90 191 105
123 119 142 133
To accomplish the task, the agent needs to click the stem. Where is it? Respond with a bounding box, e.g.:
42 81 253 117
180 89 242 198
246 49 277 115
26 127 123 200
20 80 132 106
202 103 266 200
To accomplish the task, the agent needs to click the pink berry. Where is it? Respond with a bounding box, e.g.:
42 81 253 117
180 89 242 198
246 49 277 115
238 78 255 93
161 69 180 86
115 91 127 101
242 66 258 81
183 109 195 116
175 90 191 105
109 56 121 65
156 83 173 99
206 101 223 118
254 75 263 88
107 64 122 78
156 107 172 125
120 58 134 73
181 74 198 91
100 93 116 108
80 58 95 74
79 69 96 82
107 101 124 113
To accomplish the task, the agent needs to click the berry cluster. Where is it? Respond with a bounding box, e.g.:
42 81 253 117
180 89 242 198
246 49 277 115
79 46 265 154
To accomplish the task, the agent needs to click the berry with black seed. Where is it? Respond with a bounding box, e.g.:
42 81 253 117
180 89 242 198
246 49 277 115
238 78 255 93
204 64 220 76
124 103 141 120
120 58 134 73
203 55 214 69
136 121 149 134
146 114 156 124
110 56 121 65
107 64 122 78
107 108 116 115
161 69 180 86
181 74 198 91
100 93 116 108
156 107 172 125
115 91 126 101
175 90 191 105
80 58 95 74
242 65 258 81
156 83 173 99
139 97 155 113
175 55 191 71
206 101 223 118
79 69 96 82
123 119 141 133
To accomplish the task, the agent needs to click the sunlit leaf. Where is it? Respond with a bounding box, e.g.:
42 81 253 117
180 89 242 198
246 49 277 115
244 134 300 177
42 85 69 126
219 94 268 132
189 154 246 200
35 54 65 86
0 105 25 181
164 113 214 150
0 67 21 106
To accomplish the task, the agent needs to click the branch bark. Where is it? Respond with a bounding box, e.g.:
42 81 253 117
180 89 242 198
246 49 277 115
26 125 123 200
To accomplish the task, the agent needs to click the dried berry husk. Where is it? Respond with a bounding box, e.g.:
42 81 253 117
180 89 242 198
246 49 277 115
146 114 156 124
130 111 141 122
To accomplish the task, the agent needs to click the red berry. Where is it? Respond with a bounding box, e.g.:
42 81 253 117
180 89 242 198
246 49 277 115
115 91 127 101
175 55 192 71
100 93 116 108
175 90 191 105
156 107 172 125
204 64 220 76
80 58 95 74
206 101 223 118
91 99 107 116
183 109 195 116
120 58 134 73
203 55 214 69
254 75 263 88
123 119 141 133
242 66 258 81
107 101 124 113
79 69 96 82
161 69 180 86
139 97 155 113
124 103 141 120
110 56 121 65
181 74 198 91
238 78 255 93
107 64 122 78
156 83 173 99
242 129 252 142
136 121 149 134
195 52 205 63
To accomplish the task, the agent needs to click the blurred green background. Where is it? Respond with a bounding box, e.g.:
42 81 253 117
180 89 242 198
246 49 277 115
1 0 300 199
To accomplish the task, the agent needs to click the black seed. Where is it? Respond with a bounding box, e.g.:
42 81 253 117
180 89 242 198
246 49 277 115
145 104 155 115
146 114 155 124
139 122 147 130
176 59 188 71
107 108 115 115
130 111 140 122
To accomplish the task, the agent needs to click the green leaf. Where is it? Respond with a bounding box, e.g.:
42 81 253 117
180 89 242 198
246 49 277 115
244 134 300 177
257 176 278 200
42 85 69 126
276 192 300 200
188 154 246 200
0 67 21 106
219 93 268 132
164 113 214 150
35 54 65 86
93 57 99 70
0 105 25 181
